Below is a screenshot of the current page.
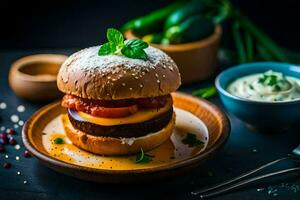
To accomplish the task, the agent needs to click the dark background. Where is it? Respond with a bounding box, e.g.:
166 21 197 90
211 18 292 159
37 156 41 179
0 0 300 51
1 1 300 199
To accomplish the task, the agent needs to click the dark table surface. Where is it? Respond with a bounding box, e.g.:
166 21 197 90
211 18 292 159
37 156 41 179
0 50 300 200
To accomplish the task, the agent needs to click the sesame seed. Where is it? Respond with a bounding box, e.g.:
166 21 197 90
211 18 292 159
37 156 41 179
23 180 27 184
112 78 116 81
0 102 7 109
129 88 133 91
10 115 19 123
107 76 111 79
17 105 25 113
157 80 160 83
140 84 143 88
14 144 21 150
162 66 166 69
16 156 20 160
155 73 159 77
0 126 5 131
18 120 24 126
17 171 21 175
14 124 19 129
5 155 8 159
122 83 126 86
162 75 166 78
135 76 139 79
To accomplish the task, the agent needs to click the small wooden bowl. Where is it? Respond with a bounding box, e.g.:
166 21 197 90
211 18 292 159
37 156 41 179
124 26 222 84
9 54 67 101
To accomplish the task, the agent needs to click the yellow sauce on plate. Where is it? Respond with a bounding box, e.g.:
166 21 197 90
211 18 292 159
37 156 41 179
42 108 209 170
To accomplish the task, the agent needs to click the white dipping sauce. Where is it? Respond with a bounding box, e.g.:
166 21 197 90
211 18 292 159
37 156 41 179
227 70 300 102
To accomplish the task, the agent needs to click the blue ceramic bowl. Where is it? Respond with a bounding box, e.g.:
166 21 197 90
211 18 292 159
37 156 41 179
215 62 300 130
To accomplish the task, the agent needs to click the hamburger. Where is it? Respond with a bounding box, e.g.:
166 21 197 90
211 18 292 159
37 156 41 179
57 30 181 155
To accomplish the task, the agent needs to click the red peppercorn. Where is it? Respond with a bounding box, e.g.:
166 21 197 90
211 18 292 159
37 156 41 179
3 162 11 169
9 138 17 145
23 150 30 158
0 132 7 139
0 144 5 153
7 129 15 135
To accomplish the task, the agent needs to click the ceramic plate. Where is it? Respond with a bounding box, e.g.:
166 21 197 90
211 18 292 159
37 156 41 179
22 92 230 183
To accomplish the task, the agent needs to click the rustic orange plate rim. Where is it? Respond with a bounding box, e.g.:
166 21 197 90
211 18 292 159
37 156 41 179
22 92 230 175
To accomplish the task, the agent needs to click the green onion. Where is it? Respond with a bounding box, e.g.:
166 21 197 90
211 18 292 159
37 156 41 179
232 21 247 63
192 86 217 99
257 44 274 61
238 15 289 62
245 31 254 62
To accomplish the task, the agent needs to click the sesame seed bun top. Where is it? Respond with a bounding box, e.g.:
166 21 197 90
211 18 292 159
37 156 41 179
57 46 181 100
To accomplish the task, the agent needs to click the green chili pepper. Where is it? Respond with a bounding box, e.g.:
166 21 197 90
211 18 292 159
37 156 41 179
121 1 183 36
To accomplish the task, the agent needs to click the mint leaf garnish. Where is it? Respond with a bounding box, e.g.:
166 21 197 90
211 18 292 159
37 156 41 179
125 39 148 50
98 42 116 55
107 28 124 45
99 28 148 60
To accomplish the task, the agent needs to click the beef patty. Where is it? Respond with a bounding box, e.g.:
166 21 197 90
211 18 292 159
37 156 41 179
68 108 173 138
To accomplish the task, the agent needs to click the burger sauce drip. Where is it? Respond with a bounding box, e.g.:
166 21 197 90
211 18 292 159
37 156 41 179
61 95 169 118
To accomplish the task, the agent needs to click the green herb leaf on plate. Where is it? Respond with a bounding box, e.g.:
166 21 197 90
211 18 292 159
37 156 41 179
54 137 64 144
135 148 153 163
192 86 217 99
182 133 203 147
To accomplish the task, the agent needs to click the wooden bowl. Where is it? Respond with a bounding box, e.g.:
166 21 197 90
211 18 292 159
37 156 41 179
22 92 230 183
124 26 222 84
9 54 67 101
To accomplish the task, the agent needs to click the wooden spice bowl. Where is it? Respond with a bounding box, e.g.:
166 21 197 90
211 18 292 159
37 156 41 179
9 54 67 101
124 25 222 84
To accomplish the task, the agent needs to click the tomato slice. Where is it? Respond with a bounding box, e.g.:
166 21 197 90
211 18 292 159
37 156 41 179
61 94 169 118
90 105 138 118
62 95 138 118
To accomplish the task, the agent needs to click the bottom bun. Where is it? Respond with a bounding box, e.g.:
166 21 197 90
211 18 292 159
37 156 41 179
62 112 175 155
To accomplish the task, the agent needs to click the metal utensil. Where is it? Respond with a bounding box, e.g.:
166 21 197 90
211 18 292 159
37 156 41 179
192 144 300 198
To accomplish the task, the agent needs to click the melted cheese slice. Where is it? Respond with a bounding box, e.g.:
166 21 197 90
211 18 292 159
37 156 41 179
78 98 172 126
